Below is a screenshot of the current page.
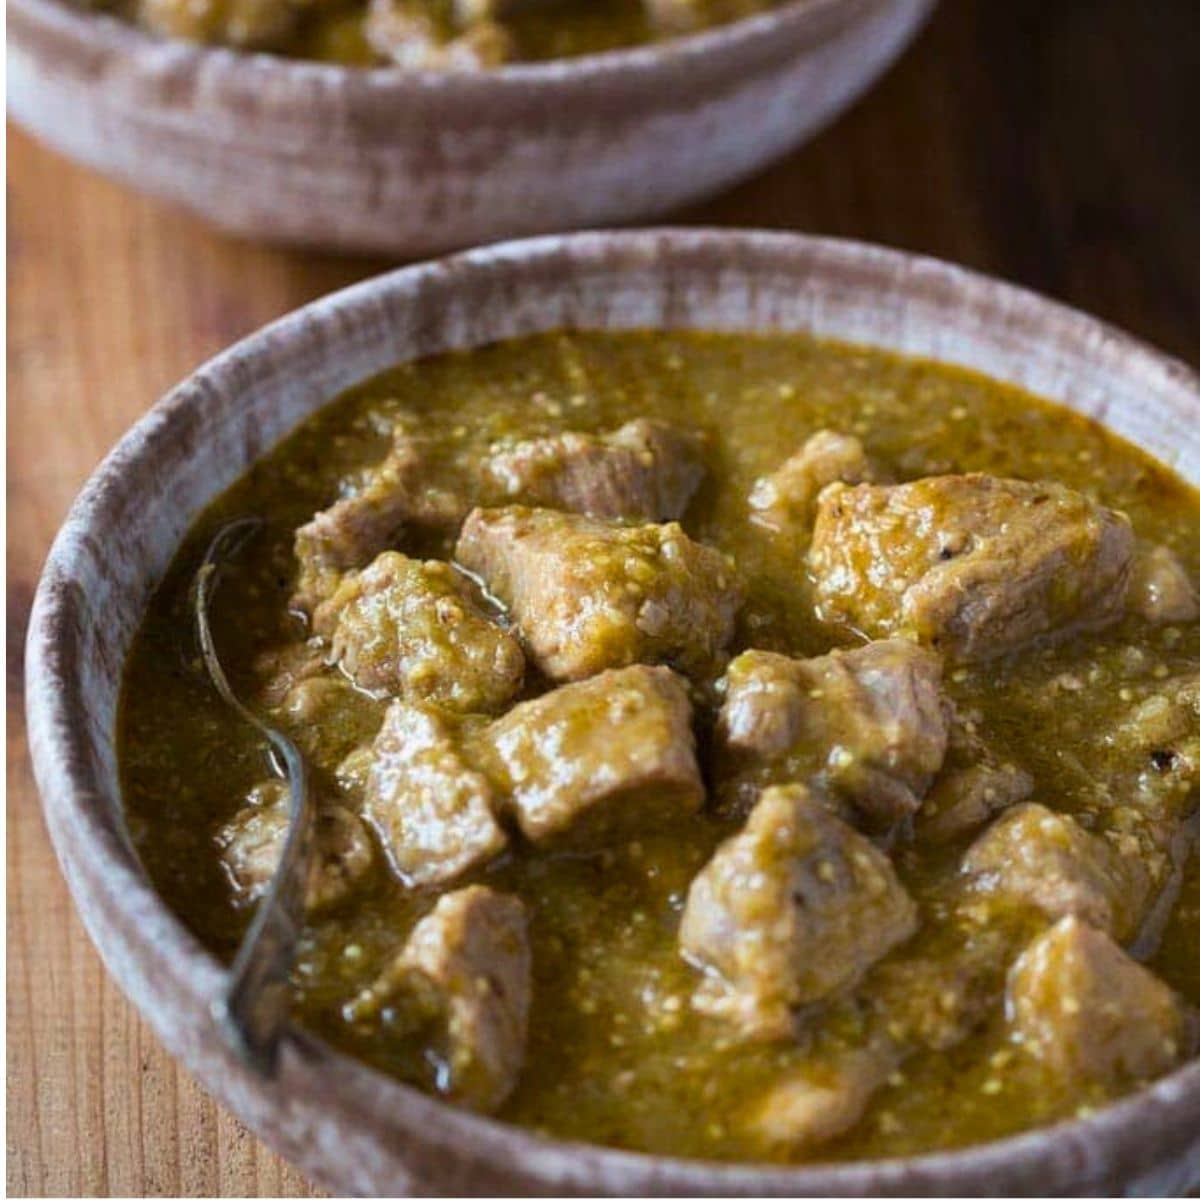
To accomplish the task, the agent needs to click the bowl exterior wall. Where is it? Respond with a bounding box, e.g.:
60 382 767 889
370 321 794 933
8 0 933 254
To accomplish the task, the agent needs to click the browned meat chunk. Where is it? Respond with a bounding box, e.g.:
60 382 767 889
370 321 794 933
643 0 703 33
351 887 532 1111
363 701 506 887
915 706 1033 842
270 674 383 766
748 1047 895 1150
365 0 514 68
748 431 877 534
1105 675 1200 834
717 640 950 830
486 419 706 521
456 506 742 682
314 551 524 713
1110 673 1200 792
962 803 1147 941
809 474 1135 661
455 0 545 18
216 780 373 912
292 432 466 614
748 912 1021 1149
472 665 703 848
1128 543 1198 623
251 639 327 708
916 760 1033 843
680 785 918 1040
1007 916 1195 1087
138 0 296 48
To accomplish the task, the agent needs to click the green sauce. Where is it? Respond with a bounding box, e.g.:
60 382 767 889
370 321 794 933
119 331 1199 1162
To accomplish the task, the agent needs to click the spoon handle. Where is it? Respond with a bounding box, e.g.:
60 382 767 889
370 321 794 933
194 518 316 1076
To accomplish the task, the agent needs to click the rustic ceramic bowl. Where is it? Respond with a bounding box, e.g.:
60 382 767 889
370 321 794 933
27 230 1200 1195
8 0 935 255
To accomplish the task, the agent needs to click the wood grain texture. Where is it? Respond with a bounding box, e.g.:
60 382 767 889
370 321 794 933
7 0 1199 1194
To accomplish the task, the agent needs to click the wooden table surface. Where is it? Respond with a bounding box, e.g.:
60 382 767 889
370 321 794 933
8 1 1199 1194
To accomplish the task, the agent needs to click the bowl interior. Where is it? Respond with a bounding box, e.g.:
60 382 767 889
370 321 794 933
27 229 1200 1196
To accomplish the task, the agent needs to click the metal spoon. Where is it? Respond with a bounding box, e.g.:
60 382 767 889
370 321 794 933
194 517 315 1076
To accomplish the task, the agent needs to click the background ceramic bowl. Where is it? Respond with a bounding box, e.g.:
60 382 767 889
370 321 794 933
27 230 1200 1195
8 0 934 256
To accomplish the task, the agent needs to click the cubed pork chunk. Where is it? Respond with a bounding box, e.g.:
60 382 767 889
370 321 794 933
749 431 877 534
680 785 918 1040
914 706 1033 842
472 665 703 848
269 674 384 765
292 432 467 614
351 887 532 1111
139 0 296 47
365 0 514 67
454 0 545 19
749 924 1011 1148
251 639 328 708
809 474 1135 661
363 701 506 887
1128 543 1199 623
486 419 706 521
1007 916 1195 1087
643 0 702 33
1109 673 1200 791
216 780 373 912
717 640 950 830
456 506 742 682
748 1048 894 1150
916 760 1033 843
314 551 524 713
962 803 1147 941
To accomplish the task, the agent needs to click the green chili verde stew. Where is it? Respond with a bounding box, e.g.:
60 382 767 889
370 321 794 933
93 0 781 67
119 331 1200 1163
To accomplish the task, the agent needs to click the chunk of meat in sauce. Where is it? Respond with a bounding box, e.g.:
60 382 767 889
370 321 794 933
456 506 742 682
365 0 515 68
749 1046 894 1150
747 914 1025 1149
269 674 382 766
216 780 373 912
1128 543 1199 623
1007 916 1196 1087
471 665 703 849
363 701 506 888
962 803 1148 941
748 430 878 534
351 886 532 1111
680 784 918 1040
717 640 950 831
292 432 466 614
915 710 1033 843
643 0 704 33
1110 673 1200 800
251 639 327 708
314 551 524 713
138 0 296 49
917 760 1033 844
486 418 706 521
809 474 1135 661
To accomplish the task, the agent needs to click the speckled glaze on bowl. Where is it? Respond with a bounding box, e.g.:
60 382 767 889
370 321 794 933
8 0 934 255
26 230 1200 1195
